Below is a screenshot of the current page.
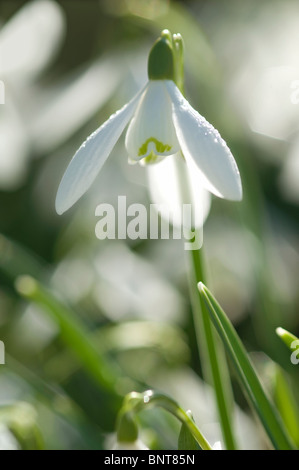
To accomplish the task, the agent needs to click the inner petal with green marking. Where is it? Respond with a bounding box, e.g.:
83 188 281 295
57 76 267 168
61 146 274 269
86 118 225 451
138 137 172 158
125 80 180 164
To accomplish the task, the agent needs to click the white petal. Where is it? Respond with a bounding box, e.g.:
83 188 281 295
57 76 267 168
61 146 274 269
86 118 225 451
165 80 242 201
55 86 145 214
147 153 211 228
125 80 180 162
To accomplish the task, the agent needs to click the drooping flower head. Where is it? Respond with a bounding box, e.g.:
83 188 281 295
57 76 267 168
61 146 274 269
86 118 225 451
55 30 242 216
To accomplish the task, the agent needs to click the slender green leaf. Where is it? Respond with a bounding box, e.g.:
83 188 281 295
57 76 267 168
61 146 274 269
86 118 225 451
273 367 299 447
198 282 295 450
15 275 122 397
189 248 237 450
178 411 201 450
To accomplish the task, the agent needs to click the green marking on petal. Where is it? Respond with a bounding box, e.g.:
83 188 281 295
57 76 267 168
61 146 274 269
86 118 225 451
142 153 159 165
138 137 172 158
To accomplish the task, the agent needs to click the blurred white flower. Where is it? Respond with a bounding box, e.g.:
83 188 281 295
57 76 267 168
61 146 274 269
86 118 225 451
217 1 299 144
0 424 20 450
0 0 65 189
55 78 242 216
112 438 149 450
212 441 222 450
0 0 124 190
0 0 64 82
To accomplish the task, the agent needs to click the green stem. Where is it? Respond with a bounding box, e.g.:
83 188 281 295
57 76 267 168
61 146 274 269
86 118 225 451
172 153 237 449
169 29 237 449
189 247 237 450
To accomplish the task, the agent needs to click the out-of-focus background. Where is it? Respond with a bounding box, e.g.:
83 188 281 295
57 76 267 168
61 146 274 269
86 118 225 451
0 0 299 450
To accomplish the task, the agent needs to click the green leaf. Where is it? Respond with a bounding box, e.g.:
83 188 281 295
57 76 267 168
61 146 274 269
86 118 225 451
189 247 237 450
198 282 295 450
15 275 122 397
273 367 299 447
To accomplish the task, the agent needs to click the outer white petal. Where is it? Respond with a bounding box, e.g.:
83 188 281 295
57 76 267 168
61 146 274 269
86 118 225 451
55 86 146 214
165 80 242 201
125 80 180 161
147 153 211 228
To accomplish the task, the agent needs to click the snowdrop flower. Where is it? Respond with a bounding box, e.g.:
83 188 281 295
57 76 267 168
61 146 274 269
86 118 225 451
56 31 242 216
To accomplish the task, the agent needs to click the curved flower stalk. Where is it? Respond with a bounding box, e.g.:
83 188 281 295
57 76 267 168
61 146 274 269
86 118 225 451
55 31 242 215
114 390 213 451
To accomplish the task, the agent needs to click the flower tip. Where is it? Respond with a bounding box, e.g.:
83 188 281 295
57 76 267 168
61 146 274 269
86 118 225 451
222 177 243 202
55 195 66 216
197 281 204 292
231 185 243 202
161 29 172 41
236 181 243 201
275 327 285 337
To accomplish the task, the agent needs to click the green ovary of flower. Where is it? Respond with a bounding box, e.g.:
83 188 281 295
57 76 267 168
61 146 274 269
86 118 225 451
138 137 172 161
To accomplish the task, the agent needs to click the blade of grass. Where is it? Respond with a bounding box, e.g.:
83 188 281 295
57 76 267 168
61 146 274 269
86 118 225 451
189 248 237 450
15 275 122 398
273 367 299 447
198 282 295 450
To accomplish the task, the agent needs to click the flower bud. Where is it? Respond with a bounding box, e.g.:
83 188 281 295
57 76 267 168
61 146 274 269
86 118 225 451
148 33 174 81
